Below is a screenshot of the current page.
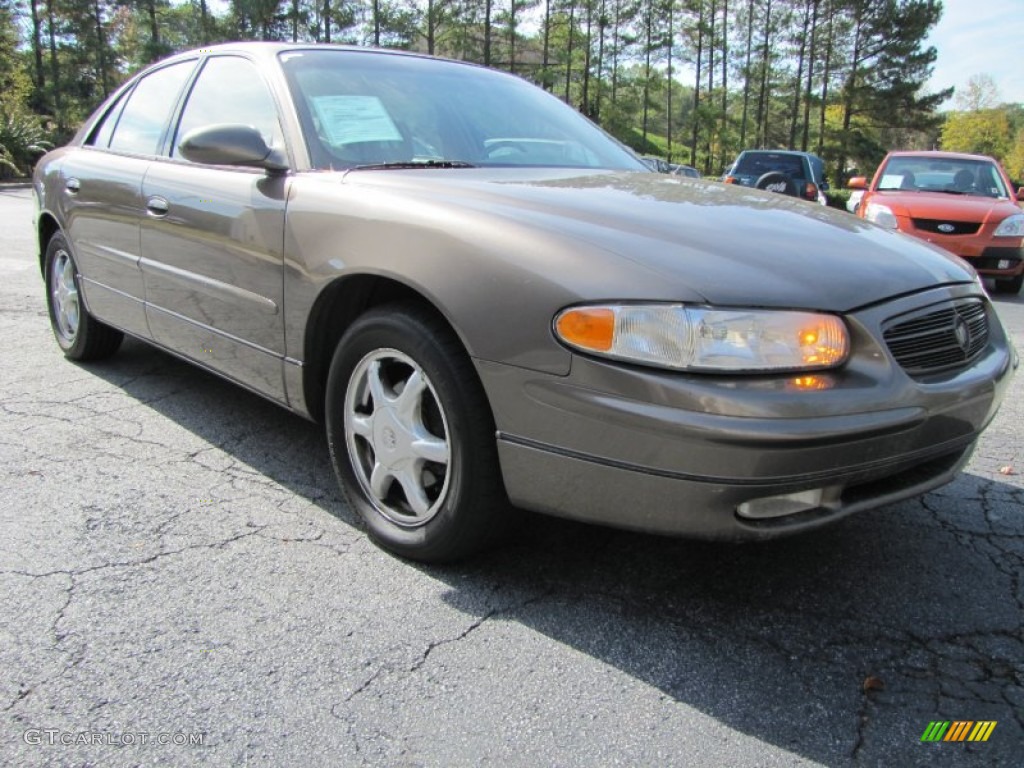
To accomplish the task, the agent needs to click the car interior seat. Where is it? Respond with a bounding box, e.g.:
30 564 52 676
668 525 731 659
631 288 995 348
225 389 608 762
952 169 975 191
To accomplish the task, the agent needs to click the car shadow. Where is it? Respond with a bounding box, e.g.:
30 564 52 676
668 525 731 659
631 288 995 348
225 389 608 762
83 337 1023 765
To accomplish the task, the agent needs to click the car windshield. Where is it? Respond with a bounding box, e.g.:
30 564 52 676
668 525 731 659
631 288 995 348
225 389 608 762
279 50 646 172
733 153 807 179
877 157 1010 198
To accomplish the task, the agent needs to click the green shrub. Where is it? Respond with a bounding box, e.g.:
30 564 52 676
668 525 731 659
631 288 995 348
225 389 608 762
0 103 53 178
825 188 852 211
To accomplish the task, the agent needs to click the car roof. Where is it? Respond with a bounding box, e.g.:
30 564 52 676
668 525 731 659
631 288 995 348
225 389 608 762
74 42 508 148
734 149 824 167
884 150 999 164
150 42 490 73
738 149 822 160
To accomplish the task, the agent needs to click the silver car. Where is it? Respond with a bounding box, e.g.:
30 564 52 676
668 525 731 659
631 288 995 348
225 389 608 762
34 44 1016 561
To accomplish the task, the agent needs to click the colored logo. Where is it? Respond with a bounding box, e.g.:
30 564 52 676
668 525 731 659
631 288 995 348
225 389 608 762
921 721 996 742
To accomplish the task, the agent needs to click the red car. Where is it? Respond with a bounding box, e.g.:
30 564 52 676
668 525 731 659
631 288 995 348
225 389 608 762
849 151 1024 294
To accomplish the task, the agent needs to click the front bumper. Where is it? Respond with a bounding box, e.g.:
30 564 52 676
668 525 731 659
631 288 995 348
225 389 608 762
479 284 1015 540
495 433 976 539
906 227 1024 278
969 246 1024 278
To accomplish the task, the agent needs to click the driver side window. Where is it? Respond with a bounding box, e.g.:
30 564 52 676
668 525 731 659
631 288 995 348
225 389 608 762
172 56 283 161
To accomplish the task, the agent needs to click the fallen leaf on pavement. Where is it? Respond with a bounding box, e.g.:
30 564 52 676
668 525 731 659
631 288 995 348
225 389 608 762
862 675 885 692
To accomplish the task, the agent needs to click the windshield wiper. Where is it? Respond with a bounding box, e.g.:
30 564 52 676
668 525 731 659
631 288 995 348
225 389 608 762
349 160 476 171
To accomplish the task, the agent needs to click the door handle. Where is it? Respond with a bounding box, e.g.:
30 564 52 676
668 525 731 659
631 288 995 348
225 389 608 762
146 196 170 216
65 178 80 194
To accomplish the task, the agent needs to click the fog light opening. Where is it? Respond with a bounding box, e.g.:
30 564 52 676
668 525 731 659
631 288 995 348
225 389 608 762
736 486 842 520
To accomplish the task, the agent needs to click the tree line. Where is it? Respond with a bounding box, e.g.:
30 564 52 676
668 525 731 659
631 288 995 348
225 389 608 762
2 0 1022 183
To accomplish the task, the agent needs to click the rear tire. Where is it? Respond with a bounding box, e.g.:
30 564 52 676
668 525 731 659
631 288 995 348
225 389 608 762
44 232 123 361
325 304 513 562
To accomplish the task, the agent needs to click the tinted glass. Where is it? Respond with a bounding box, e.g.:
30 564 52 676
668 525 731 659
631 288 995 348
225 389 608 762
735 153 808 179
108 61 195 155
279 50 645 171
173 56 283 159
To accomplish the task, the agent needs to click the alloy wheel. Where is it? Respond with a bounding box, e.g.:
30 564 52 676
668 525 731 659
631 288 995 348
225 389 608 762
343 348 451 527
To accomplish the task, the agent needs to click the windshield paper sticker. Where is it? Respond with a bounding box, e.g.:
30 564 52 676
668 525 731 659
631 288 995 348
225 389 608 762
311 95 403 146
880 174 906 189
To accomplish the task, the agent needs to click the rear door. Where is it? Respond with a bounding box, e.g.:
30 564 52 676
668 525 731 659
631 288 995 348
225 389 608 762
140 54 290 402
60 60 196 337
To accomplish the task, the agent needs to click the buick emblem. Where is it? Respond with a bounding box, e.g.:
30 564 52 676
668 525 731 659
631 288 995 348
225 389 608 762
937 223 956 233
953 317 971 352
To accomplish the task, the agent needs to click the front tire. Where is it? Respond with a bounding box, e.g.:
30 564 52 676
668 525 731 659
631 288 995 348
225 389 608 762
993 273 1023 295
44 233 123 360
325 304 512 562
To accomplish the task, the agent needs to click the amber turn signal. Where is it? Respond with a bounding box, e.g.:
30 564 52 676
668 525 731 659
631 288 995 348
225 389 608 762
555 307 615 352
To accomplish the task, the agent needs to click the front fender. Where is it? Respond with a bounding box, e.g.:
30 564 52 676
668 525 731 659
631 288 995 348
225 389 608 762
282 174 689 377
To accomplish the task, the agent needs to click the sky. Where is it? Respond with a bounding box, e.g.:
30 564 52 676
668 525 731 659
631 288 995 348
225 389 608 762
924 0 1024 108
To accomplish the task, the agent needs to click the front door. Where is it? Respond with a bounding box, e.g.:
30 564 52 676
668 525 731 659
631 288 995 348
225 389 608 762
140 55 290 402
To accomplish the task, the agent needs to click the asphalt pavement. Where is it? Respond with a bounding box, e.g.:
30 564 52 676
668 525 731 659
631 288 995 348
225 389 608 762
1 185 1022 766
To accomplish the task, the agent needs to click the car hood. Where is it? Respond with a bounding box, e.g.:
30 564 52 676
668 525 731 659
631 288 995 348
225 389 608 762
867 190 1021 223
339 169 976 312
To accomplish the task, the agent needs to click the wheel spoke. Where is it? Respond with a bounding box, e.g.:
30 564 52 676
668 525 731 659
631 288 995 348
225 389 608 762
411 435 448 465
394 369 426 426
61 258 75 291
349 412 373 438
52 285 62 314
66 302 79 333
365 360 389 408
395 468 431 516
369 461 392 500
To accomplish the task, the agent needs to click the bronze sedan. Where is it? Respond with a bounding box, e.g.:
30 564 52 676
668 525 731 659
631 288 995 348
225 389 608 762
34 44 1017 561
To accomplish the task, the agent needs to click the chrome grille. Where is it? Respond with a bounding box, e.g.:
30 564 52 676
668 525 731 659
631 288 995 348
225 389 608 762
883 299 988 376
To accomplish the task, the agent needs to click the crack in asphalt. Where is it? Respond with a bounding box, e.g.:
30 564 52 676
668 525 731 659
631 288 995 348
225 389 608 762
332 588 556 715
0 526 267 581
0 527 275 715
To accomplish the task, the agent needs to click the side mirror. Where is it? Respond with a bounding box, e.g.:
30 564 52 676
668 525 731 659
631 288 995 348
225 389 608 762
819 181 830 192
847 176 868 190
178 124 288 173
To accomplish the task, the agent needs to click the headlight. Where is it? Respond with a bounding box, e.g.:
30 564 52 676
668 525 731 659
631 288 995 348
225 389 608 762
554 304 849 372
994 214 1024 237
864 202 899 229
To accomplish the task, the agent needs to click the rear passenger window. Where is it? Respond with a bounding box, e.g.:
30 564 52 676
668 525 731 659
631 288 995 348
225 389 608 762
88 90 130 148
107 61 195 156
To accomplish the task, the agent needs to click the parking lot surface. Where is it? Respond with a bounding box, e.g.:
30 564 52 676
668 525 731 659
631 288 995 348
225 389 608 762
1 186 1022 766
